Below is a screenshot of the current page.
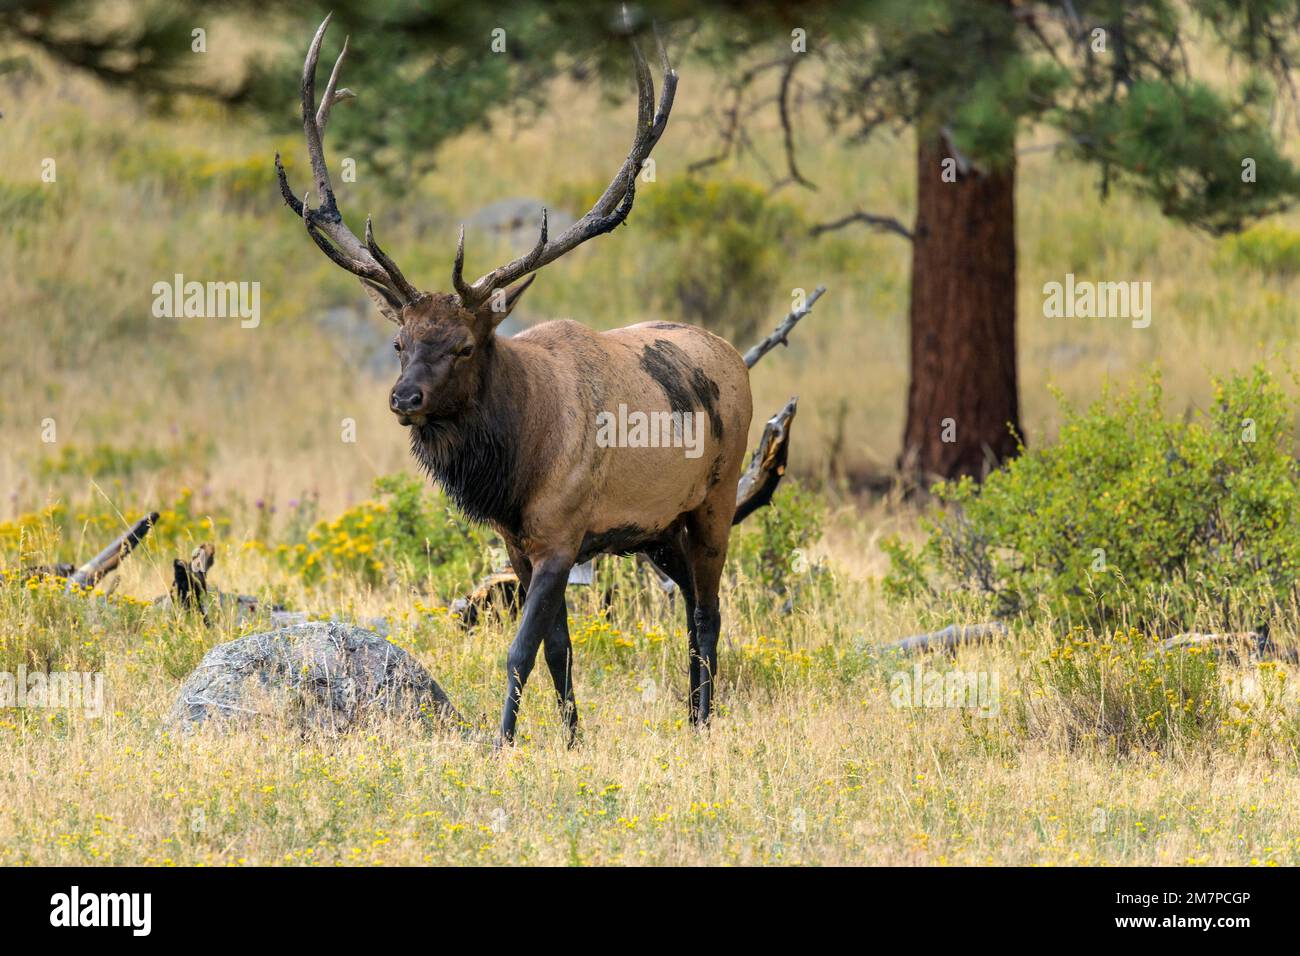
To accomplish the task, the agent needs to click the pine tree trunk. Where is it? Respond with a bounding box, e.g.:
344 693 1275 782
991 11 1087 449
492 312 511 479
900 134 1020 482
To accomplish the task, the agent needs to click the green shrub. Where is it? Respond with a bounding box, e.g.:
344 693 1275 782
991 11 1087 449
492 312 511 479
885 367 1300 628
112 144 288 209
729 480 829 603
637 177 803 341
278 473 492 594
1218 224 1300 276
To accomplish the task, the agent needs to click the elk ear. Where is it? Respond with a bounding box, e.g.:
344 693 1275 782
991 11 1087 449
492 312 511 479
476 275 536 328
361 280 404 325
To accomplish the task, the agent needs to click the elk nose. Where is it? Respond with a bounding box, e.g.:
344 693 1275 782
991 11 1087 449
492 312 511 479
390 385 424 414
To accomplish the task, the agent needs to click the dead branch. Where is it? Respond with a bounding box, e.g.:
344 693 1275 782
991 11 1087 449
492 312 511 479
172 543 215 623
877 622 1299 663
809 210 912 241
734 396 798 525
742 285 827 369
686 56 788 175
67 512 159 588
771 55 816 193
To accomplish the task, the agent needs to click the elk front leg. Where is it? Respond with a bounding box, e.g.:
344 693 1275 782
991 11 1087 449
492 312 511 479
542 595 579 747
499 556 571 746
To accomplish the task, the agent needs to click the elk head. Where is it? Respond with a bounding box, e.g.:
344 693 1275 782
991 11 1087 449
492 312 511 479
276 15 676 427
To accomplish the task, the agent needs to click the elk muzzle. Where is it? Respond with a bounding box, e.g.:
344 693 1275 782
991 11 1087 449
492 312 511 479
390 380 428 425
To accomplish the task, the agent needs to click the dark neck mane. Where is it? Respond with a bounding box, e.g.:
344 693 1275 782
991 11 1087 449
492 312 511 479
409 339 528 535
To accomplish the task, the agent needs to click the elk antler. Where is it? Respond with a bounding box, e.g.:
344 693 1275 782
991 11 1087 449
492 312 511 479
452 37 677 308
275 14 418 321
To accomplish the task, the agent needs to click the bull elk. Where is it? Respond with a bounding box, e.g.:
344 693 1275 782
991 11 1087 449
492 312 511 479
277 16 752 746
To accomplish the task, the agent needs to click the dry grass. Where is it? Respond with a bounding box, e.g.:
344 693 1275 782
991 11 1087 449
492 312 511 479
1 550 1298 866
2 36 1300 866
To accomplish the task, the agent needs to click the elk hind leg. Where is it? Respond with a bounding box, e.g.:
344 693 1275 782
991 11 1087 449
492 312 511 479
685 500 732 725
542 594 580 747
644 532 699 721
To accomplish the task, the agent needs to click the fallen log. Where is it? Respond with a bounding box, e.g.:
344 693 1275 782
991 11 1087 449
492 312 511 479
1151 630 1298 664
876 621 1299 663
158 542 289 626
877 622 1009 656
17 513 157 587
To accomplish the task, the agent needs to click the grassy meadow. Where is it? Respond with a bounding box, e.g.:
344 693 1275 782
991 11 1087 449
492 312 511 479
3 31 1300 866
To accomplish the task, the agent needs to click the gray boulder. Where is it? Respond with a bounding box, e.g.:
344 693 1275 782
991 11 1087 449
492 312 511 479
171 622 460 733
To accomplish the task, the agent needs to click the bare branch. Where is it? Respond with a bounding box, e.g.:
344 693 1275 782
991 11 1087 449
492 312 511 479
809 211 912 241
68 512 159 589
774 55 816 192
742 285 827 369
687 57 787 174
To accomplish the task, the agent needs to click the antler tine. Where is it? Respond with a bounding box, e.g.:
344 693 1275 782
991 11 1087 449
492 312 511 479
452 225 473 301
458 37 676 307
277 15 415 312
301 15 338 216
316 33 355 136
365 216 420 302
275 152 304 216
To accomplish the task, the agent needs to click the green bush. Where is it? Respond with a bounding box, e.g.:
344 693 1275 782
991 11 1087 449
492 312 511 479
637 177 803 342
729 480 829 603
1218 224 1300 276
279 473 492 595
885 367 1300 628
34 439 209 481
111 144 287 209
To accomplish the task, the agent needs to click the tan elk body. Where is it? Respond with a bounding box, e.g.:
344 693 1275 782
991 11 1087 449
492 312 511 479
278 16 751 744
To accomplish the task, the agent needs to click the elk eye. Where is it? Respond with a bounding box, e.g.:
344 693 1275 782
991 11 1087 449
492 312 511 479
457 344 474 358
393 341 403 353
